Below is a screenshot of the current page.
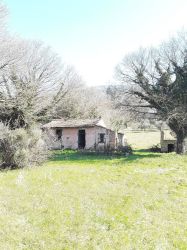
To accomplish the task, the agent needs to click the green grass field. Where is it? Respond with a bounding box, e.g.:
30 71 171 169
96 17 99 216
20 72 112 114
0 150 186 250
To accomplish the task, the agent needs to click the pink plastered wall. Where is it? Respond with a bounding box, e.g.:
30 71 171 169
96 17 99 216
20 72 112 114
85 127 97 149
62 128 78 149
62 127 97 149
48 126 117 150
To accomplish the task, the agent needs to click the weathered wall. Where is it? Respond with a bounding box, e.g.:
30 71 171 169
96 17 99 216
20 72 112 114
84 127 96 149
62 128 78 149
45 126 120 150
94 127 116 150
161 140 176 153
161 138 187 153
117 133 124 147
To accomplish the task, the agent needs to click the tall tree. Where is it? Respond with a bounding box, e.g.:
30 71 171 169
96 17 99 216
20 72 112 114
0 40 82 128
112 33 187 154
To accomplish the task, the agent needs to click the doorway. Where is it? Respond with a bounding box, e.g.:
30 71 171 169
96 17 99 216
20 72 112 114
78 130 85 149
168 144 174 152
56 128 62 140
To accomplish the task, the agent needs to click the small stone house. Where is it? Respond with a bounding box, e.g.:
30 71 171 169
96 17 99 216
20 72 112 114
160 129 187 153
160 130 176 152
42 118 125 150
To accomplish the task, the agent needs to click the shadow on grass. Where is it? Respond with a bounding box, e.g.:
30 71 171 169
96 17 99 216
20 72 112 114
123 150 160 163
50 149 161 164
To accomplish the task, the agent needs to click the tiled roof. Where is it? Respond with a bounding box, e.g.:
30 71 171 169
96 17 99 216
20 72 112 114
42 118 107 129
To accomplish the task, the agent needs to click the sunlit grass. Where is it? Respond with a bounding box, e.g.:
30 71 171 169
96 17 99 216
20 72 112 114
125 130 160 149
0 150 186 249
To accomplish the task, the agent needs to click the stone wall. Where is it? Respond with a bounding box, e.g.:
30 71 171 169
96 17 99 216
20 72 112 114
161 140 176 153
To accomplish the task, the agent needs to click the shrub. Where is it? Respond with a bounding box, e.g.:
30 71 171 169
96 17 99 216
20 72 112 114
0 123 48 169
117 145 133 155
103 145 133 156
150 144 161 152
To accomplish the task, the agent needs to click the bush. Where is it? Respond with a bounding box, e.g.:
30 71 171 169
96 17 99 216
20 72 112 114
117 145 133 155
150 144 161 152
0 124 48 169
103 145 133 156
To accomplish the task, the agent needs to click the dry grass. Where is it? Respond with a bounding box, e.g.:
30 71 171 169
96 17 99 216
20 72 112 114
125 130 160 149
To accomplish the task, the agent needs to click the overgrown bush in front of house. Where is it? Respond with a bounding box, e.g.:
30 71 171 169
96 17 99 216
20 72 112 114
149 144 161 153
103 144 133 156
0 123 48 169
117 145 133 155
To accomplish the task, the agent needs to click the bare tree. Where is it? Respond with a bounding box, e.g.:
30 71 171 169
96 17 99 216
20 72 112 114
0 1 7 31
53 85 102 119
0 40 82 128
0 1 84 168
112 32 187 154
0 2 13 71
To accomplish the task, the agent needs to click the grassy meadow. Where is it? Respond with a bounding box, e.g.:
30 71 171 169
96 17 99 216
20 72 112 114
125 130 161 149
0 148 186 250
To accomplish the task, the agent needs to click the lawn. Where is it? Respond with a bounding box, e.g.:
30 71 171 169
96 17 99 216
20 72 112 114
0 150 186 250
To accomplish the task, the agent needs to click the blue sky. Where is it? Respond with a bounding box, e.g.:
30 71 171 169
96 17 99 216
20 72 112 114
4 0 187 86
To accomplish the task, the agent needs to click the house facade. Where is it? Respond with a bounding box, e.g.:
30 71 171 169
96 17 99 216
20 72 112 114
42 118 124 150
161 130 187 153
160 130 176 152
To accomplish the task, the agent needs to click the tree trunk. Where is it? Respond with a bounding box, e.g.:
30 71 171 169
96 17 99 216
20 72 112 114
176 134 185 154
168 121 186 154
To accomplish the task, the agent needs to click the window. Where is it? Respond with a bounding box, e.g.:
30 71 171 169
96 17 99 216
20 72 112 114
99 133 105 143
56 129 62 140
